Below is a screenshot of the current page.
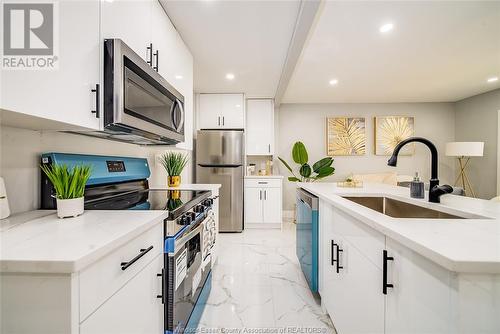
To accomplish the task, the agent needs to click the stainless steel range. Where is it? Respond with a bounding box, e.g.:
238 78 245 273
40 153 216 334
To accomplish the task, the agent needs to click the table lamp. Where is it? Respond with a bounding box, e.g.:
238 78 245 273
445 142 484 197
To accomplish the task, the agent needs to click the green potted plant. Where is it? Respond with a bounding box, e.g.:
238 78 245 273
279 141 335 182
40 164 92 218
159 152 189 187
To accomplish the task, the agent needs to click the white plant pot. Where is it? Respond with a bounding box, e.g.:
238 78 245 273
56 197 84 219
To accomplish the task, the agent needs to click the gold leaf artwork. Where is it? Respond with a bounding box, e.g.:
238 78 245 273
375 116 415 155
327 117 366 156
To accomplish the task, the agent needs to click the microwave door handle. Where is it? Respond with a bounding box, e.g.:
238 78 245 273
172 99 184 131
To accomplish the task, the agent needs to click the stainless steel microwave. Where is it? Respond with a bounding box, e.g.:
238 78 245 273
102 39 184 145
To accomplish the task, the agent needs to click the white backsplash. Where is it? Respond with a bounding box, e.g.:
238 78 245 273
0 126 193 214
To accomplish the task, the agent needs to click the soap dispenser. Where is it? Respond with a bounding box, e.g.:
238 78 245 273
410 172 424 199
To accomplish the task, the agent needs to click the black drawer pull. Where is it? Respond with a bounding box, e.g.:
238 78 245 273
258 182 268 184
153 50 159 72
146 43 153 66
120 245 153 271
383 250 394 295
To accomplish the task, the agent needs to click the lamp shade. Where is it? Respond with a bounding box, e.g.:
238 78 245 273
445 142 484 157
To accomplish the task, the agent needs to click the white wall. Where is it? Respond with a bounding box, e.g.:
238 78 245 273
454 89 500 199
0 126 193 214
277 103 456 209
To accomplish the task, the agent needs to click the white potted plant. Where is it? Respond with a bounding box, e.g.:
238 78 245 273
159 152 189 187
40 164 92 218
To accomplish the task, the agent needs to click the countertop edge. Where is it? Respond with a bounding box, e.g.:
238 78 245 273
300 183 500 274
0 211 168 274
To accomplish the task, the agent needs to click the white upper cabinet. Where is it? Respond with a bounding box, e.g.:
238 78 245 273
197 94 245 129
0 0 101 130
150 0 194 150
1 0 194 147
246 99 274 155
101 0 152 62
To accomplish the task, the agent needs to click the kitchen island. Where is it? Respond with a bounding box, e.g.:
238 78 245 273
299 182 500 334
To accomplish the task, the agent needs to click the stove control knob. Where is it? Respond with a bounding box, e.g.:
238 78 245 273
178 214 192 225
203 199 213 207
188 212 197 220
194 205 205 213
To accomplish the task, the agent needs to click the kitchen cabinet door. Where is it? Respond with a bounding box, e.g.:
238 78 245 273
221 94 245 128
198 94 221 129
385 238 455 334
246 99 274 155
244 187 263 223
80 255 163 334
321 205 384 334
150 0 193 150
0 0 101 130
262 188 281 224
101 0 152 62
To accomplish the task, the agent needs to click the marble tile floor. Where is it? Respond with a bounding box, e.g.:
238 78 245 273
197 223 336 333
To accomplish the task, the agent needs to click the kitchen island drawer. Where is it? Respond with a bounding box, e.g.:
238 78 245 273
245 178 281 188
79 222 162 321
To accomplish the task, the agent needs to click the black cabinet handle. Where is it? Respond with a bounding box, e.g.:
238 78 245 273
146 43 153 66
258 181 268 185
156 269 164 303
331 240 336 266
336 244 344 273
91 84 100 118
153 50 159 72
383 250 394 295
264 190 267 200
218 116 220 126
222 116 225 126
268 144 271 153
120 245 153 271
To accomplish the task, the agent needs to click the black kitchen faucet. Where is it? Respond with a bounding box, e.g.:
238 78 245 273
388 137 453 203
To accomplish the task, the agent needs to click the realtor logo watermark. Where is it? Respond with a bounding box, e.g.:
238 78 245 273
2 2 59 69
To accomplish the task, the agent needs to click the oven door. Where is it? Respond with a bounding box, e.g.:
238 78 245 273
166 223 211 333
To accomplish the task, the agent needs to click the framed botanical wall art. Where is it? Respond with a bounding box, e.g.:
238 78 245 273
375 116 415 155
326 117 366 156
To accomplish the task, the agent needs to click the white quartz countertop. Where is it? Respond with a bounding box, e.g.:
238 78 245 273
245 175 284 179
299 182 500 274
0 210 167 274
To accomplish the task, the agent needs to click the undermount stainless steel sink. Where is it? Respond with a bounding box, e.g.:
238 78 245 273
342 196 484 219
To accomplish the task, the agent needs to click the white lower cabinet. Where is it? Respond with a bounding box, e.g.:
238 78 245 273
385 238 455 334
321 205 384 334
80 254 163 334
319 201 500 334
244 178 282 228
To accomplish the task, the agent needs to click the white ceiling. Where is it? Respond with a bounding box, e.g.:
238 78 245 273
161 0 300 98
283 1 500 103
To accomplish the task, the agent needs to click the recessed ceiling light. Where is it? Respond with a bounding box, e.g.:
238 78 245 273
379 23 394 33
487 76 498 83
225 73 235 80
175 75 183 80
329 79 338 86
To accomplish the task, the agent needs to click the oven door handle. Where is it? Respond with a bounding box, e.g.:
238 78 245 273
173 223 204 255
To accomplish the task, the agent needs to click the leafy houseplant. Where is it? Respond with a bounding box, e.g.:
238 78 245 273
279 141 335 182
40 164 92 218
159 152 189 187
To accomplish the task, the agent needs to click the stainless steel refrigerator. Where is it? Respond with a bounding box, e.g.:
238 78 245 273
196 130 244 232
